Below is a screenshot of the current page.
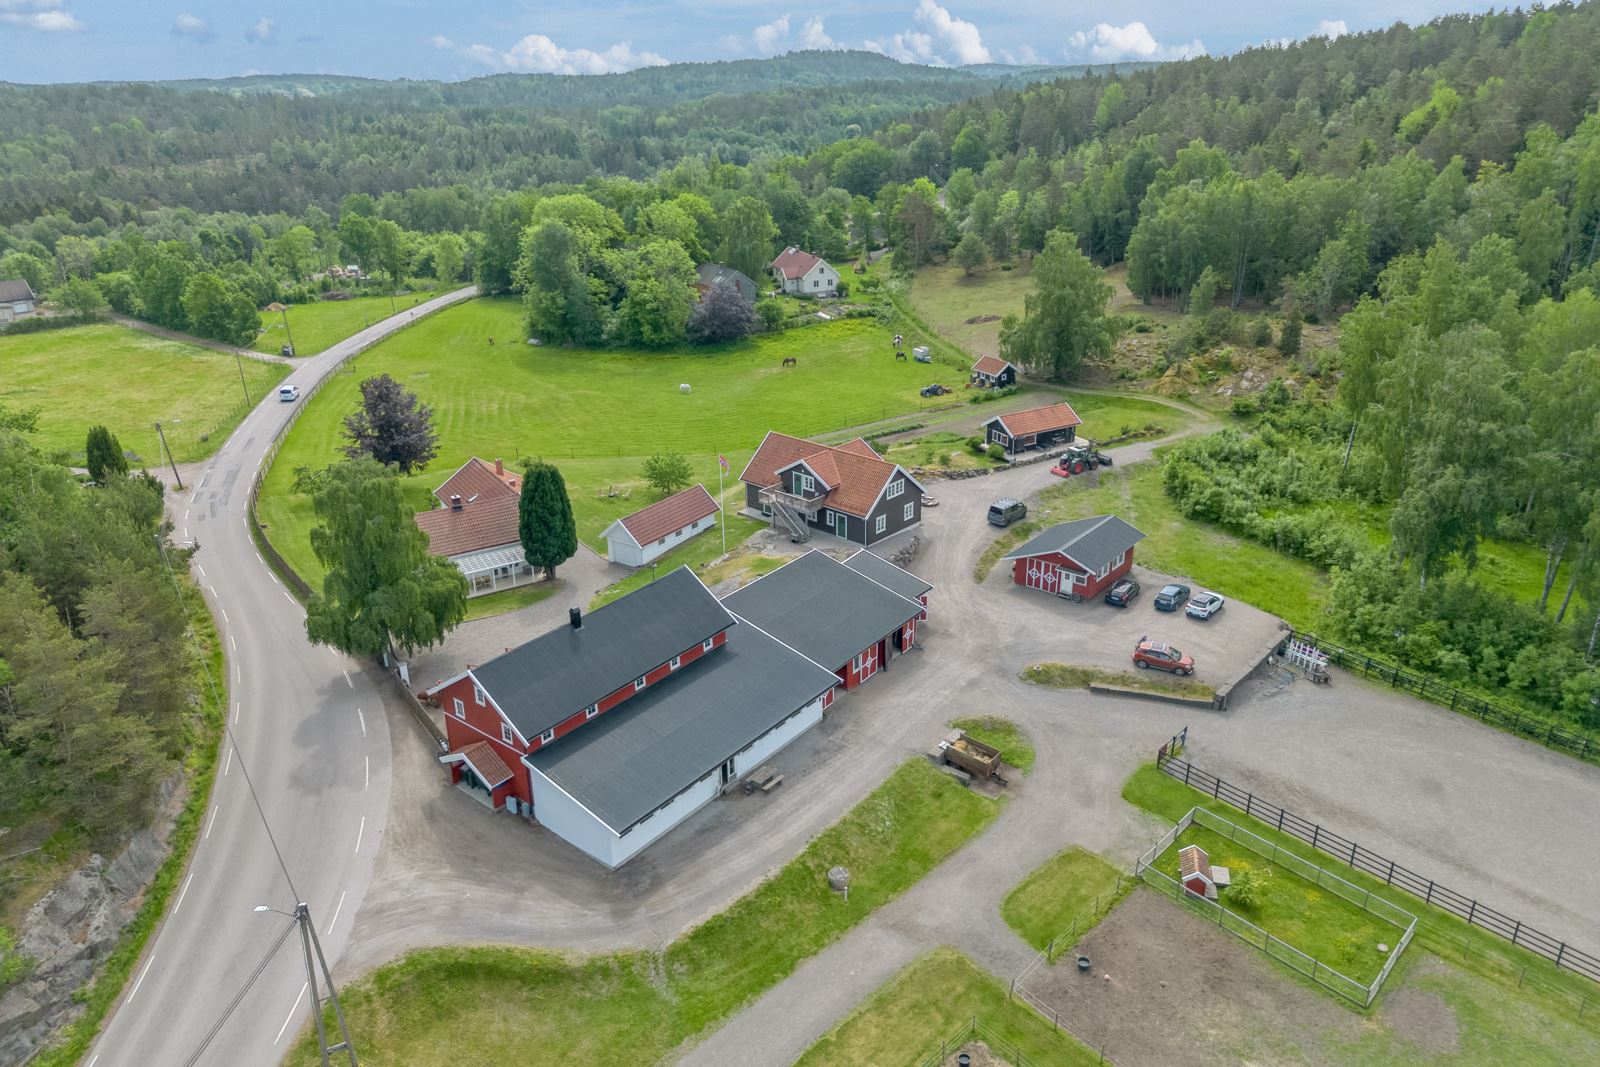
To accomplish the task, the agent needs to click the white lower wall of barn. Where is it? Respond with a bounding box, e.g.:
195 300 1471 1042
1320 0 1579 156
732 696 824 778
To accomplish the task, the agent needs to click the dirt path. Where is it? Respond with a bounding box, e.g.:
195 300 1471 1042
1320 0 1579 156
110 313 289 363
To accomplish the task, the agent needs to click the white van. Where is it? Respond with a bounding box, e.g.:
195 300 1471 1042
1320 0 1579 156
278 384 300 403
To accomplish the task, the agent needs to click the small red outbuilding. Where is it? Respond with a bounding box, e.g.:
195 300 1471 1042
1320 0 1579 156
1002 514 1146 600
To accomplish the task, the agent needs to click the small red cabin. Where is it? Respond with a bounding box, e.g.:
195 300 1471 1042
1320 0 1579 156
1002 515 1145 600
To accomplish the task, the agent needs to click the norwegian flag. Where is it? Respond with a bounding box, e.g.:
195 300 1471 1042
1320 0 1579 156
718 454 730 473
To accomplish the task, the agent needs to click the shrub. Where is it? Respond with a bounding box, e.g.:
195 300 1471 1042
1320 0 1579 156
967 435 988 454
756 300 786 331
1227 865 1273 909
1251 317 1274 346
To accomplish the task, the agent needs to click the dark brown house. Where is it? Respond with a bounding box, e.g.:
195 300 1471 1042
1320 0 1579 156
739 432 925 547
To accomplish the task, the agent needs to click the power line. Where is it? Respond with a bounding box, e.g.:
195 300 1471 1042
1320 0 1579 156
180 917 297 1067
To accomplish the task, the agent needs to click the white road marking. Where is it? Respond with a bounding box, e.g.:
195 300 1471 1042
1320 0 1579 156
174 871 195 914
196 564 205 578
255 551 264 566
326 890 347 935
183 528 189 540
224 746 234 775
209 585 216 598
353 816 365 854
269 571 279 585
357 708 366 736
274 983 309 1045
88 1057 98 1067
220 607 229 625
364 755 369 790
184 508 190 522
230 634 237 651
235 664 241 684
127 953 157 1003
284 590 296 604
234 700 241 724
343 670 353 689
204 805 220 839
330 648 340 660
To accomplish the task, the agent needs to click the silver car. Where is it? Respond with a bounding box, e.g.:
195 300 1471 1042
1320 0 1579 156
1185 591 1225 619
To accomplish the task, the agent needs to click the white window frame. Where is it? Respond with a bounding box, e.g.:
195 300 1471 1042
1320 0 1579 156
875 515 887 534
851 653 863 672
886 480 904 499
669 655 681 670
473 684 485 706
702 637 715 652
500 723 514 744
798 472 814 493
634 676 647 692
1114 550 1126 567
540 728 555 744
452 698 465 719
658 536 667 545
585 704 599 720
903 502 915 521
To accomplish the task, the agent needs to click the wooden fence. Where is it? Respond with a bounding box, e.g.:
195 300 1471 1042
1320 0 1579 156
1155 748 1600 984
1289 630 1600 765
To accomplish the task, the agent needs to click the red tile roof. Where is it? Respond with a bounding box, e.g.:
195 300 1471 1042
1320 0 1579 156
972 355 1014 377
613 484 721 547
770 246 823 280
986 402 1082 439
414 495 522 558
458 741 514 788
741 431 907 518
433 457 521 506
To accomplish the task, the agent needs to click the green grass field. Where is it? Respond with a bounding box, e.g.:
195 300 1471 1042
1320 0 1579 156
289 759 998 1066
258 298 965 586
462 581 558 622
588 512 768 609
253 291 441 356
0 324 288 464
793 948 1103 1067
1000 847 1128 955
906 261 1033 359
1122 763 1600 1058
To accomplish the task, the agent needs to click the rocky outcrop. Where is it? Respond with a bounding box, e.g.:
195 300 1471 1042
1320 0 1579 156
0 777 180 1067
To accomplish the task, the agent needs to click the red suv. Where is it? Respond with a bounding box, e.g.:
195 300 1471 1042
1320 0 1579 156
1133 639 1195 676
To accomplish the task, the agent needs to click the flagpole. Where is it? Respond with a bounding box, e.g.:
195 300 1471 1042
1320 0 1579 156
719 454 727 555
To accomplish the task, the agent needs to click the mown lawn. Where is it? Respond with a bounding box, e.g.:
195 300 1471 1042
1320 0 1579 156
289 759 998 1066
258 298 956 585
252 291 441 356
793 948 1104 1067
461 580 559 622
1000 847 1128 955
950 715 1035 775
0 323 288 463
1122 763 1600 1056
906 261 1033 358
588 512 769 609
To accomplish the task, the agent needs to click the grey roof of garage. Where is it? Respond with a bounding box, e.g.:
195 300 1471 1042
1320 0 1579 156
470 566 733 740
721 550 924 670
1001 515 1146 573
524 621 838 833
842 549 932 601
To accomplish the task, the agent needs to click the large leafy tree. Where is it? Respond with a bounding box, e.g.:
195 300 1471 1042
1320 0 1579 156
614 238 696 348
180 272 259 345
341 374 439 474
642 451 693 496
518 461 577 581
999 230 1118 380
305 458 467 657
84 425 127 485
686 283 757 344
716 197 779 282
518 220 603 345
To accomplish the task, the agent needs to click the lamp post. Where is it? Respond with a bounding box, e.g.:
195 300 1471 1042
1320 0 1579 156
155 420 183 490
253 903 358 1066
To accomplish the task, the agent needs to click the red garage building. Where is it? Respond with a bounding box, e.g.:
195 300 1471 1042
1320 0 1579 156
1003 514 1145 600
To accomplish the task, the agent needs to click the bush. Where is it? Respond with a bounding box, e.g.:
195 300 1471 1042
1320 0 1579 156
1227 865 1273 909
1251 318 1274 346
967 435 988 454
756 300 786 331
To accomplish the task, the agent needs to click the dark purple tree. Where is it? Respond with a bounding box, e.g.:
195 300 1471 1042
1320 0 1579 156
687 283 759 345
341 374 439 474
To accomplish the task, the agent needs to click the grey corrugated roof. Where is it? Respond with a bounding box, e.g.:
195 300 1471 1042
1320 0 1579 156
842 549 932 601
696 263 755 292
722 550 923 671
525 621 838 832
1001 515 1146 573
471 566 732 740
0 280 36 303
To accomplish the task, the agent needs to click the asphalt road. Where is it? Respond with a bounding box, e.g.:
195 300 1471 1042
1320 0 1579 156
86 286 477 1067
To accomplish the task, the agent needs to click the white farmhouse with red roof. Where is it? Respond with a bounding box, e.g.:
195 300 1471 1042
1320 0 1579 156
602 484 722 567
412 456 533 597
769 246 839 296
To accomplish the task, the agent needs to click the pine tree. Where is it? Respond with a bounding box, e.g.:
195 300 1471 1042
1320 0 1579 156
519 461 577 581
84 425 128 485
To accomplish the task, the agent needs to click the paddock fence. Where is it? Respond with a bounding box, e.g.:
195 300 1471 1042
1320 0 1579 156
1287 630 1600 766
1155 748 1600 985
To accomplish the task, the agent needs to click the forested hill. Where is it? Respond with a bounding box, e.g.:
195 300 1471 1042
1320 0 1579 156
0 51 1101 221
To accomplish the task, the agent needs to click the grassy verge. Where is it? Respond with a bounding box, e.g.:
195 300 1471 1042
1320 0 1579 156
588 514 768 609
30 583 226 1067
0 323 288 463
462 581 559 622
974 518 1041 582
1023 662 1216 701
254 290 441 356
1001 847 1129 955
793 948 1103 1067
290 759 999 1065
950 716 1035 775
1122 764 1600 1026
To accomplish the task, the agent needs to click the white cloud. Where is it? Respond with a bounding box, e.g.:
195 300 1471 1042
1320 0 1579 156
798 16 834 50
1316 19 1348 40
171 13 216 43
998 44 1043 66
734 14 834 57
1066 21 1206 63
866 1 991 66
752 15 789 55
245 17 277 45
430 34 667 75
0 0 84 32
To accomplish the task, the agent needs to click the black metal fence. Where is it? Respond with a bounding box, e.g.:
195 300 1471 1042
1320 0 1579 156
917 1016 1113 1067
1154 749 1600 984
1290 631 1599 765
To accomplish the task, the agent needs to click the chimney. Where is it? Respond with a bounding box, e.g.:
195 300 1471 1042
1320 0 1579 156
569 606 582 630
450 495 463 511
495 458 504 476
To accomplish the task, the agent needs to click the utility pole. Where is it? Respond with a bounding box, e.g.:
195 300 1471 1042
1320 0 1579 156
233 349 252 406
155 421 183 490
279 304 297 357
258 904 358 1065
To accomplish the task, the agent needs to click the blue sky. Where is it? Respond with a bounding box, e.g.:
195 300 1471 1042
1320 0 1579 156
0 1 1478 83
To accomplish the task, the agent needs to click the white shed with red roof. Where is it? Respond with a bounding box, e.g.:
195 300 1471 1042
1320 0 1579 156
602 484 722 567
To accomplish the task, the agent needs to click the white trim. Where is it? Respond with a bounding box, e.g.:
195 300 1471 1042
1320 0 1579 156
858 466 929 523
633 677 646 691
439 748 513 789
448 712 527 752
903 501 915 522
452 698 465 719
886 480 904 499
702 637 715 652
600 518 643 549
474 684 485 706
585 704 599 720
669 655 681 670
776 456 834 490
540 728 556 744
500 722 514 744
523 756 621 833
424 668 474 696
874 515 887 535
736 429 780 486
